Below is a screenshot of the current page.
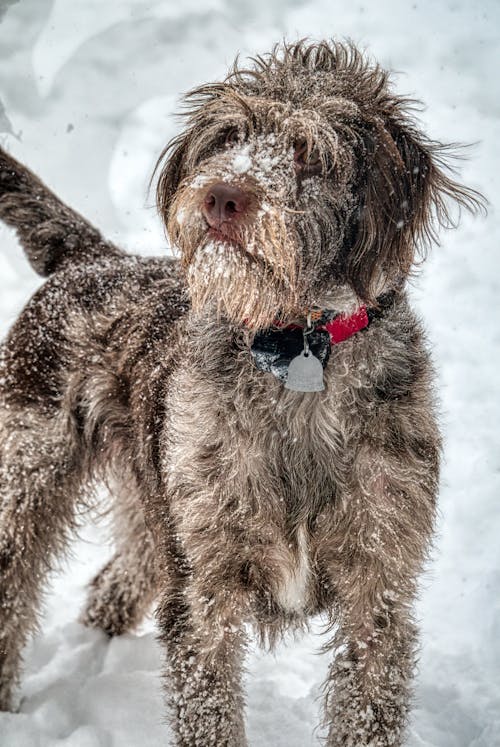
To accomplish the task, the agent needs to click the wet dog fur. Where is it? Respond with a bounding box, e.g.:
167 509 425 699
0 41 483 746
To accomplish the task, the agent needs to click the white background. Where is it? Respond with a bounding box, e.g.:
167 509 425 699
0 1 499 745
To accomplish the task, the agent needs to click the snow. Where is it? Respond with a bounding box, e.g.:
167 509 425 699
225 135 291 189
0 1 499 745
232 147 253 174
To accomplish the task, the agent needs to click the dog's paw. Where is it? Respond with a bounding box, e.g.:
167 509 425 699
80 558 151 637
81 584 133 637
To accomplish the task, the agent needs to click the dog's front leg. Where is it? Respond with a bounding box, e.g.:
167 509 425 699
324 590 418 747
156 567 248 747
321 444 438 746
145 482 249 747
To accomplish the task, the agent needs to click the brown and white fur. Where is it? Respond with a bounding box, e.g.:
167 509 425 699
0 41 483 746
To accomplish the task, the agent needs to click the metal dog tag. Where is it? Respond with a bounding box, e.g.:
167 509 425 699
285 351 325 392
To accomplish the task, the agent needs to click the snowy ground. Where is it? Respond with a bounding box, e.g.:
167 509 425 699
0 1 499 745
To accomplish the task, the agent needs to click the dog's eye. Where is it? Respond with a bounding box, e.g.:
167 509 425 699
224 128 240 147
294 139 322 176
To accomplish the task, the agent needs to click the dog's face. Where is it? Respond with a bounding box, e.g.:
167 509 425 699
156 41 481 329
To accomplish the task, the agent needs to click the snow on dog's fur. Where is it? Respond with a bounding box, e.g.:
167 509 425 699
0 41 483 746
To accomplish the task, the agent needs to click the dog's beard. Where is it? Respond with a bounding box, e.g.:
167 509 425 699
168 187 301 329
186 242 297 329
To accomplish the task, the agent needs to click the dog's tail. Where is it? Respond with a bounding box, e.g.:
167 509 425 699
0 145 124 276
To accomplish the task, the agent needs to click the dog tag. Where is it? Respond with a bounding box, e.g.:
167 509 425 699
285 351 325 392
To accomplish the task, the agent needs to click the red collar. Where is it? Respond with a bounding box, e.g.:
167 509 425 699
321 305 369 344
274 305 369 345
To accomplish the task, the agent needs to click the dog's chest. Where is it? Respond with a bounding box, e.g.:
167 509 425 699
167 363 349 616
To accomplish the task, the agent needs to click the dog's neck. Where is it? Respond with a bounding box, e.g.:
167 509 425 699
270 306 370 345
247 291 398 388
271 289 398 335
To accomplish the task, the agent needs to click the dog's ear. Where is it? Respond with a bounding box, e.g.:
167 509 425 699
346 116 485 304
154 131 191 229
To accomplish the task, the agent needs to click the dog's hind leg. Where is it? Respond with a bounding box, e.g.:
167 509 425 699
81 476 158 636
0 405 85 711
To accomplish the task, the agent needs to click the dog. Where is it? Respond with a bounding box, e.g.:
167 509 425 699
0 40 483 746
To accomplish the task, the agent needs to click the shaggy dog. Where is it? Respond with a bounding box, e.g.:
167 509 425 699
0 41 482 746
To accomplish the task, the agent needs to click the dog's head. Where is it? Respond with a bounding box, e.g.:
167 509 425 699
155 40 483 329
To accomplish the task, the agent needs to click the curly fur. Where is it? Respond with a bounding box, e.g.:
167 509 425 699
0 40 483 746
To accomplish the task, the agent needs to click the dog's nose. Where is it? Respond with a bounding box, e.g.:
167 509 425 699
202 182 249 228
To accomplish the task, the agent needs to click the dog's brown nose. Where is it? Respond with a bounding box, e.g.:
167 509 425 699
202 182 249 228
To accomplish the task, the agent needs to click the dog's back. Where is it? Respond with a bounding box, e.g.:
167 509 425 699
0 145 189 467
